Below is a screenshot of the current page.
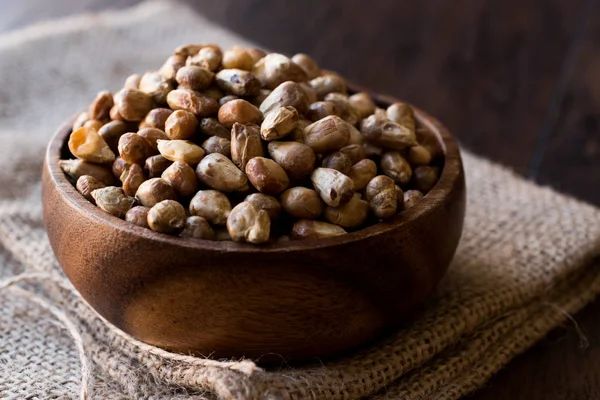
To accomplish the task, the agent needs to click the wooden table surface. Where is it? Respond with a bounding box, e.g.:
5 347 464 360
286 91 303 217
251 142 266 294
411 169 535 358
3 1 599 398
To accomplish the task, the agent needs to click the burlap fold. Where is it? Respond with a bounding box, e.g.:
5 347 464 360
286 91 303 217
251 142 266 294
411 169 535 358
1 2 600 399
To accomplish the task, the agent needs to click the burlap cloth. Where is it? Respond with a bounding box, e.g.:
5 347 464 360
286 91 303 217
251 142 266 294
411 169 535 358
1 1 600 399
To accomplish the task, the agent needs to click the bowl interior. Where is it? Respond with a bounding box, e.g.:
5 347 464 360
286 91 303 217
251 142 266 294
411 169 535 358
49 89 461 254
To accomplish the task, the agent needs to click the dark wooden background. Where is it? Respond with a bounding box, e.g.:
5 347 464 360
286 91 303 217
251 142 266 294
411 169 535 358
3 0 599 398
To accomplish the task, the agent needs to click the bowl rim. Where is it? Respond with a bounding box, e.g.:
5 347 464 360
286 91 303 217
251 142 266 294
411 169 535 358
45 88 463 254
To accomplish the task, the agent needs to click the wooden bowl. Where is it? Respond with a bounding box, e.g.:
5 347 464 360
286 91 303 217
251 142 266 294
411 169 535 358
42 89 465 361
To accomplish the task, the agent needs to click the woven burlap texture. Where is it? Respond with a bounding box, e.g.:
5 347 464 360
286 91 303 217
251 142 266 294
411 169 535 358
1 1 600 399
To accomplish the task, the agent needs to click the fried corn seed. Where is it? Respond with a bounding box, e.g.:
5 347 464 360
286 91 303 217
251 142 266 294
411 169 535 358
135 178 177 207
387 102 416 133
246 48 267 63
126 206 150 228
124 73 142 89
245 157 290 195
349 92 376 119
227 201 271 244
245 193 281 220
83 119 104 132
280 187 323 220
310 168 354 207
59 159 114 185
121 163 146 196
203 86 224 101
348 159 377 191
114 88 154 122
139 71 173 104
173 43 204 57
381 152 412 185
167 89 219 117
222 46 255 70
291 53 321 80
303 115 350 154
260 106 299 141
395 185 405 209
181 216 215 239
161 161 198 197
88 90 114 121
202 136 231 157
98 120 127 154
147 200 186 234
251 53 307 89
291 220 346 239
339 144 366 164
250 88 272 107
324 92 359 125
187 47 222 71
215 69 261 96
198 117 231 139
306 101 337 122
68 126 115 164
118 132 155 165
217 99 262 128
230 123 263 169
76 175 106 202
360 114 418 150
159 54 186 80
259 81 310 115
308 74 347 98
323 194 369 228
112 157 129 179
157 139 205 165
404 190 424 210
144 155 172 178
413 166 439 193
91 186 135 218
267 141 315 179
140 108 173 131
137 127 169 151
164 110 198 140
366 175 397 219
299 82 318 104
321 151 352 175
408 145 432 166
346 122 363 146
175 66 215 91
196 153 249 192
190 190 232 225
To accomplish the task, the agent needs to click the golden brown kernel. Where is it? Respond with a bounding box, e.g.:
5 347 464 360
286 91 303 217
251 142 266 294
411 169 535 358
190 190 232 225
147 200 186 233
230 123 263 169
227 201 271 244
310 168 354 207
218 99 262 128
91 186 135 218
245 157 290 195
196 153 249 192
161 161 198 197
291 220 346 239
69 126 115 164
280 187 323 220
118 132 155 165
135 178 177 207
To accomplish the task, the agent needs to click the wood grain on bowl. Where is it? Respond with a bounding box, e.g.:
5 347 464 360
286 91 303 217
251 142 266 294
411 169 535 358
42 88 466 361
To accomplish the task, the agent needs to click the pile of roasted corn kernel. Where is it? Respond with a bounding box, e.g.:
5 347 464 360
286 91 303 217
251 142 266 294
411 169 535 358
60 44 442 244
